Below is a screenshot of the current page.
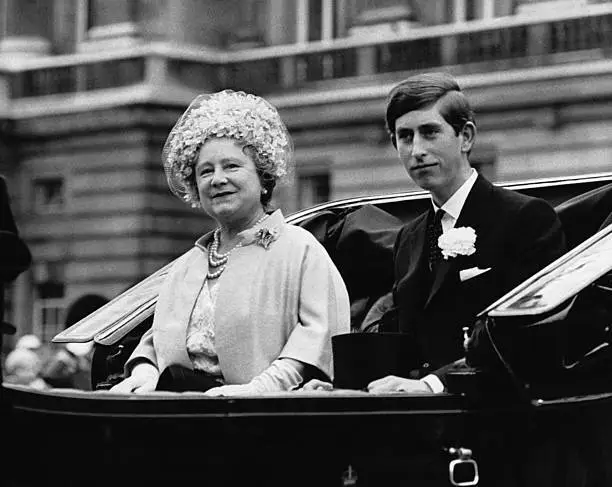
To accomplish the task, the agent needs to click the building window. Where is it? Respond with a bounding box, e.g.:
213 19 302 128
33 261 65 342
77 0 139 45
298 172 331 209
32 298 66 342
229 0 265 47
33 177 65 212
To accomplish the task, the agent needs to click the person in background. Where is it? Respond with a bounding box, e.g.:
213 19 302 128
41 341 93 390
14 334 42 352
111 90 350 395
3 347 48 389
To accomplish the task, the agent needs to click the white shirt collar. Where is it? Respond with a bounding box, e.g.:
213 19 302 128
432 168 478 222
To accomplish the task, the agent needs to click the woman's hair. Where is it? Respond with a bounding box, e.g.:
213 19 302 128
162 90 293 209
385 72 475 147
243 145 276 208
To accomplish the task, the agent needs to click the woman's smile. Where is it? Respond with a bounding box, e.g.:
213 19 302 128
210 190 235 200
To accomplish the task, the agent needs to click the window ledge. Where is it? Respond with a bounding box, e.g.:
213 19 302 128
78 22 141 53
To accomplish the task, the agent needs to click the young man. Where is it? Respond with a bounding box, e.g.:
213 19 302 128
367 72 567 394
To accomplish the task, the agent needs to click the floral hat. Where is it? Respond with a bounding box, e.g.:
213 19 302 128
162 90 294 207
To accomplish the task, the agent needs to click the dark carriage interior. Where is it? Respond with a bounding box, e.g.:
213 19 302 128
90 180 612 394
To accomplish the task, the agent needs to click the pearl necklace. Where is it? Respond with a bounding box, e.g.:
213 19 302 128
207 213 268 280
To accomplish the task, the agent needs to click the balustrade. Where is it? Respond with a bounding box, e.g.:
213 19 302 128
8 57 145 98
2 12 612 100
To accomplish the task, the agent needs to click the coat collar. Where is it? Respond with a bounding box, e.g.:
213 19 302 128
195 209 285 251
454 174 493 230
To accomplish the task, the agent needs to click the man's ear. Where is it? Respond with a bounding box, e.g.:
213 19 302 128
460 122 476 154
390 133 397 149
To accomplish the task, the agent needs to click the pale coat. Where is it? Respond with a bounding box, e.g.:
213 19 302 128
125 210 350 384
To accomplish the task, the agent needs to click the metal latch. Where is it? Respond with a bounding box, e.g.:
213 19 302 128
448 447 479 486
341 465 358 486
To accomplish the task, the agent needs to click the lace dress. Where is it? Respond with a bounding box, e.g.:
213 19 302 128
185 279 223 378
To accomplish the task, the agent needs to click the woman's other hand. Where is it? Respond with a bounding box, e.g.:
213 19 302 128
109 362 159 394
301 379 333 391
204 384 258 396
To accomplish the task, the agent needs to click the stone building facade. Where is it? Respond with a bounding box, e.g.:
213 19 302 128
1 0 612 342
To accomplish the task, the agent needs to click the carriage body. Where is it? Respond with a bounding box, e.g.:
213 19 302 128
3 172 612 487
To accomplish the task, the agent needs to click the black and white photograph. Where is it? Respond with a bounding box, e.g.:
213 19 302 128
1 1 612 486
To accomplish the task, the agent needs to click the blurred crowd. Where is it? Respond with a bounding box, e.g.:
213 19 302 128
2 334 93 390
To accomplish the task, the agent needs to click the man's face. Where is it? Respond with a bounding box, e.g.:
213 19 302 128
394 100 473 204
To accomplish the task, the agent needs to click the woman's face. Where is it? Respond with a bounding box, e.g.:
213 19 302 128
195 138 264 226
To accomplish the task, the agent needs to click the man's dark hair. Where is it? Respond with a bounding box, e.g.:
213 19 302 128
385 72 475 147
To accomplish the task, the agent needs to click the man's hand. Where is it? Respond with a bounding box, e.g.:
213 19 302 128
367 375 432 394
109 362 159 394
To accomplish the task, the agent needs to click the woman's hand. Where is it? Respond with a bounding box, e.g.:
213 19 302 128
204 384 258 396
301 379 333 391
109 362 159 394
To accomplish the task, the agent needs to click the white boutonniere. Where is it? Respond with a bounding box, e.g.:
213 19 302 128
254 227 280 250
438 226 477 259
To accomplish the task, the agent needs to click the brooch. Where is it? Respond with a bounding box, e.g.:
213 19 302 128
254 227 280 250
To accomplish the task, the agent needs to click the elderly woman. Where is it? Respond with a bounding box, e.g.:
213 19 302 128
111 90 350 395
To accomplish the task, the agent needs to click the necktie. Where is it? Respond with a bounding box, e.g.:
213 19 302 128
428 209 445 272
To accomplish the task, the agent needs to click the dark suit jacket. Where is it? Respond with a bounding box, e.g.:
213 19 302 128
0 175 31 283
0 175 31 335
384 175 566 383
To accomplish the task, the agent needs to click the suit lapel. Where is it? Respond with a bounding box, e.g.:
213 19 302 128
404 212 429 282
454 175 493 230
394 212 429 318
424 175 493 308
425 256 454 308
